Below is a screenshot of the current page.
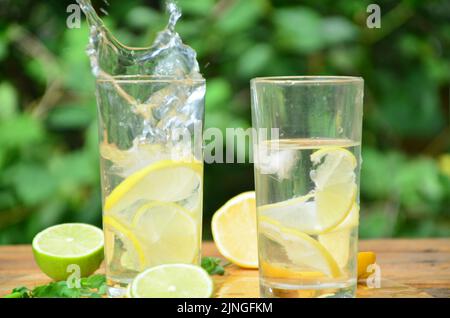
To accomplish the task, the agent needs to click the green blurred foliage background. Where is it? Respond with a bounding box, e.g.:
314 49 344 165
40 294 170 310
0 0 449 243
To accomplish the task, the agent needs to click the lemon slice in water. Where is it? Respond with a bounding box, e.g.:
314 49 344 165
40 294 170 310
259 217 341 278
104 160 202 215
259 147 357 234
103 215 146 272
132 201 199 266
318 203 360 268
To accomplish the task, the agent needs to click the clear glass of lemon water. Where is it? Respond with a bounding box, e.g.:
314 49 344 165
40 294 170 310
96 76 205 297
250 76 364 298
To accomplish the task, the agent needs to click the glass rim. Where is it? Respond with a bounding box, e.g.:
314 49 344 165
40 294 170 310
251 76 363 85
96 75 206 84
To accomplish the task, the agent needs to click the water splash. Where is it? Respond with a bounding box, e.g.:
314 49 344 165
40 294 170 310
77 0 205 177
76 0 201 79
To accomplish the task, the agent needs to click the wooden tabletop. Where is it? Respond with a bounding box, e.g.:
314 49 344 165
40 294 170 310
1 239 449 298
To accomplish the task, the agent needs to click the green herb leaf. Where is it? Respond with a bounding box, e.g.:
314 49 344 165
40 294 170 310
81 274 106 289
32 281 81 298
201 257 226 275
3 286 31 298
3 274 107 298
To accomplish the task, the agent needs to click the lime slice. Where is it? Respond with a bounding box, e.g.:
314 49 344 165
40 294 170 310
132 201 199 266
259 217 341 278
104 160 202 215
32 223 104 281
318 203 359 268
130 264 213 298
211 191 258 268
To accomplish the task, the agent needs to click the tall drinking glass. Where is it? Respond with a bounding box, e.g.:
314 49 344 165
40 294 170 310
96 76 205 297
250 76 363 298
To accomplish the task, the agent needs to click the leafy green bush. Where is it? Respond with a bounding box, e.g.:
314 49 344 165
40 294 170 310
0 0 449 243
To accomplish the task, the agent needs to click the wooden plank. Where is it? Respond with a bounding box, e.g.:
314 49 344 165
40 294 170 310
0 240 449 298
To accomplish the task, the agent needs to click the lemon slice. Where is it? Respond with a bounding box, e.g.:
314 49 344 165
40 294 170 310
259 147 357 234
130 264 213 298
259 217 341 278
132 201 199 266
260 261 325 280
318 203 359 268
311 147 357 232
259 194 320 234
211 191 258 268
104 160 202 215
310 147 357 187
103 215 146 271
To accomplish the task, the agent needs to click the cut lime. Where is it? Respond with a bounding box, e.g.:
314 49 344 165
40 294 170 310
32 223 104 281
104 160 202 215
130 264 213 298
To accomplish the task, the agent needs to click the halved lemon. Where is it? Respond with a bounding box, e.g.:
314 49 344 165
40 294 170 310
104 160 202 215
259 217 341 278
211 192 258 268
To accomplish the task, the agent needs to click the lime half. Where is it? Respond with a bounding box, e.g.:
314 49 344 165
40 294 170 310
130 264 213 298
32 223 104 281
